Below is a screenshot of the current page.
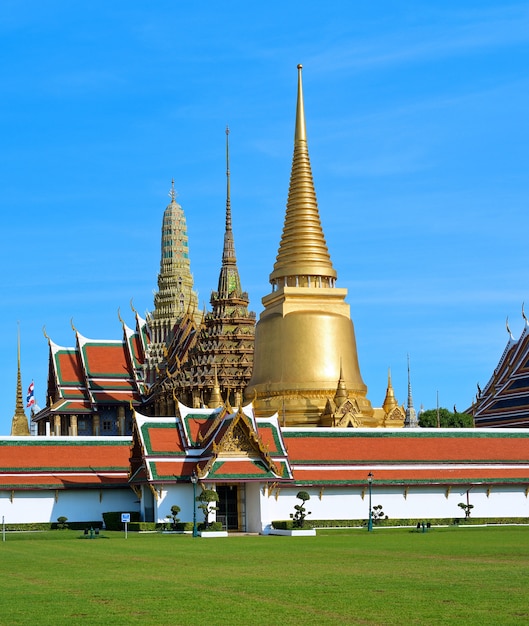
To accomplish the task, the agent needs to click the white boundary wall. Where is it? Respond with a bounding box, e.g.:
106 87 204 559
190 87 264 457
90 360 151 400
257 484 529 533
0 489 138 525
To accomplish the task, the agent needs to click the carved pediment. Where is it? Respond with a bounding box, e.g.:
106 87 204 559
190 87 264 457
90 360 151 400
336 410 362 428
219 421 258 455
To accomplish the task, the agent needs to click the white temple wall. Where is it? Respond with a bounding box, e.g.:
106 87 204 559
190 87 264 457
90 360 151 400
154 484 198 525
0 488 138 525
258 484 529 533
245 482 264 533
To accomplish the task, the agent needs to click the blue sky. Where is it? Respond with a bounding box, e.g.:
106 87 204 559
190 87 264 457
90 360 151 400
1 2 528 434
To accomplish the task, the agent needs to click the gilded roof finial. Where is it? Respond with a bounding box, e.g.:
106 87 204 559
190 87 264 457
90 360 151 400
522 302 527 325
295 64 306 143
270 64 337 286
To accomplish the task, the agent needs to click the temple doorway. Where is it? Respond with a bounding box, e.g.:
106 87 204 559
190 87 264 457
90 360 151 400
216 484 244 531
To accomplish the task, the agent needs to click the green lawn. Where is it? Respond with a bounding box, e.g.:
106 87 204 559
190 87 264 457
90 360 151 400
1 526 528 625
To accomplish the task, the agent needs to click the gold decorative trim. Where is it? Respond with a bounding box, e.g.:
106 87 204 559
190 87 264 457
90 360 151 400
403 486 408 500
131 484 142 499
445 486 451 499
486 487 492 498
319 487 324 500
361 488 365 500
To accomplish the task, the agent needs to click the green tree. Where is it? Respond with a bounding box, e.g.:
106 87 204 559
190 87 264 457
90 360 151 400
419 408 474 428
196 489 219 529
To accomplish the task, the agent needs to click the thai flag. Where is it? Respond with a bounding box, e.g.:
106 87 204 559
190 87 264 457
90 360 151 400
26 381 35 408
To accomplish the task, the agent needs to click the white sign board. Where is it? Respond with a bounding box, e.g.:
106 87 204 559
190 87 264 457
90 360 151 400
121 513 131 523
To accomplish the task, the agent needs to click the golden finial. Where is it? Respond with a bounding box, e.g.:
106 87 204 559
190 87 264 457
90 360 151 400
130 298 137 314
523 302 527 324
42 325 50 341
295 64 306 143
117 307 124 325
70 318 77 333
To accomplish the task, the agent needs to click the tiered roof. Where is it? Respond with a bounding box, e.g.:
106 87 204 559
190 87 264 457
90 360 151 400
473 314 529 428
283 428 529 486
130 405 529 490
36 316 148 423
0 437 131 490
130 405 291 485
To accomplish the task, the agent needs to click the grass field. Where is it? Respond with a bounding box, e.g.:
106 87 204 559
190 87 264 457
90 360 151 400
1 526 528 625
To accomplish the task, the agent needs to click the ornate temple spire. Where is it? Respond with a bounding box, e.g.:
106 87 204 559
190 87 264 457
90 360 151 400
333 360 348 407
11 325 30 436
175 129 255 410
152 179 199 326
382 368 398 414
217 126 242 298
404 355 418 428
270 64 337 289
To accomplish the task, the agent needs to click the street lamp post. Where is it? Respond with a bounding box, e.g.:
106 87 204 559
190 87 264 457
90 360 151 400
190 471 198 537
367 472 373 532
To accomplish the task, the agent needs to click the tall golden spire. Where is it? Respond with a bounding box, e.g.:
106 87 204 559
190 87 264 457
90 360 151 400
246 65 372 426
270 64 336 288
11 324 30 436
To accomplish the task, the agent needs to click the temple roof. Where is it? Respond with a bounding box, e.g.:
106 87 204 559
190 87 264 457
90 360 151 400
0 437 131 489
131 405 291 483
282 428 529 486
36 321 147 422
473 314 529 427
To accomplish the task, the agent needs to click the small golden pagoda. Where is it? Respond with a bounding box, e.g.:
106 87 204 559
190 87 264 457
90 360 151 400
246 65 374 426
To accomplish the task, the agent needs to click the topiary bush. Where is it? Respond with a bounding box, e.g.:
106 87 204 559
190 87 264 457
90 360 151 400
290 491 312 529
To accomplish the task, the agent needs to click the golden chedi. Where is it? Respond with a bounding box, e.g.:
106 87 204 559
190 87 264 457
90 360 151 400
246 65 373 426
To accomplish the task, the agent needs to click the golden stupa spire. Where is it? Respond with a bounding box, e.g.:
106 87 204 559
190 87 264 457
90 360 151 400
11 324 30 436
269 64 337 288
382 367 398 414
